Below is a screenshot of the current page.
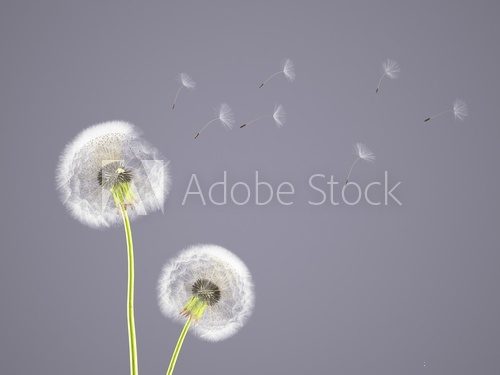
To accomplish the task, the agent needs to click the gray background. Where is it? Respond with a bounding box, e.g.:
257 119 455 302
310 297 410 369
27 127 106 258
1 0 499 374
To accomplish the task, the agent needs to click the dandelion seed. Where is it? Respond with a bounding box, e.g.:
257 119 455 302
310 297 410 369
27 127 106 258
424 99 468 123
240 104 286 128
259 58 295 88
56 121 171 375
345 142 375 184
158 244 254 374
376 59 400 93
195 103 234 139
172 73 196 110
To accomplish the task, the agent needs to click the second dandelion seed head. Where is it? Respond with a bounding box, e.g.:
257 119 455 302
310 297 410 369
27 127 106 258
158 244 254 341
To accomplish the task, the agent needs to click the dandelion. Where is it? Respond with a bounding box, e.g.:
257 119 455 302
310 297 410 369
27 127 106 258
345 142 375 184
194 103 234 139
172 73 196 110
158 244 254 375
376 59 400 93
424 99 468 123
259 58 295 88
240 104 286 128
56 121 170 227
56 121 170 375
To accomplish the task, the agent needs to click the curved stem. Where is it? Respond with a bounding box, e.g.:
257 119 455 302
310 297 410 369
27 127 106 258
172 86 183 110
118 203 138 375
376 74 385 93
345 157 360 184
241 115 266 128
197 118 217 136
429 108 452 120
260 71 283 87
247 117 262 125
166 317 192 375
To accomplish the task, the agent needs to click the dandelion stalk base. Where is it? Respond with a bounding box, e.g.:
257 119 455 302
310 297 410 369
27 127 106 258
166 317 193 375
114 186 138 375
165 295 212 375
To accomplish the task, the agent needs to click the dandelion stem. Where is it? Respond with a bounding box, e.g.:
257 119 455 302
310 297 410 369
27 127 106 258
426 109 451 122
260 71 282 87
376 74 385 93
165 317 192 375
117 200 138 375
196 118 217 138
172 87 183 110
345 157 360 184
240 116 265 128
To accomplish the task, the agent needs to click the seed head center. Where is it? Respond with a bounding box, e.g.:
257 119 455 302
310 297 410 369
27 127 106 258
97 161 133 189
192 278 221 306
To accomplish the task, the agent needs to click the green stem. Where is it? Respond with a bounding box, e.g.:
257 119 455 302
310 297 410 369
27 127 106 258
118 202 138 375
166 317 192 375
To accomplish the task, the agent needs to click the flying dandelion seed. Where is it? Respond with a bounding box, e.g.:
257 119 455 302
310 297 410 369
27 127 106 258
195 103 234 139
259 58 295 88
376 59 400 93
158 244 254 375
172 73 196 110
56 121 171 375
345 142 375 184
240 104 286 128
424 99 468 123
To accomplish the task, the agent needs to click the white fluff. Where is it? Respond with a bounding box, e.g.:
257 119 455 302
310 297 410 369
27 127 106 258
158 244 255 342
355 142 375 162
180 73 196 89
272 104 286 127
453 99 468 121
383 59 400 79
56 121 170 228
218 103 235 129
283 59 296 82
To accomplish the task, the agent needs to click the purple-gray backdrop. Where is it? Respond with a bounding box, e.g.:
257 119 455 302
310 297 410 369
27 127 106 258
1 1 499 374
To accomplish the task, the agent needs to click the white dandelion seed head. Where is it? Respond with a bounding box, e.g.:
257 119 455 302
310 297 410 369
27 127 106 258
383 59 400 79
272 104 286 127
453 99 468 121
56 121 171 228
355 142 375 162
283 59 295 82
158 244 254 342
179 73 196 89
218 103 235 129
